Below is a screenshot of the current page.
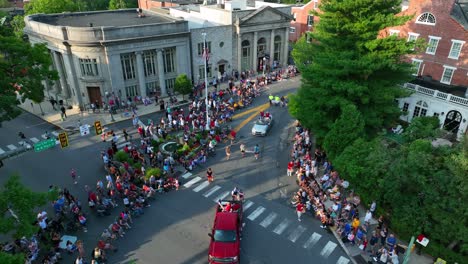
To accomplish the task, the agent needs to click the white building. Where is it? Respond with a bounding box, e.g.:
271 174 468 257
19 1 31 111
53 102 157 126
168 0 293 83
24 9 192 108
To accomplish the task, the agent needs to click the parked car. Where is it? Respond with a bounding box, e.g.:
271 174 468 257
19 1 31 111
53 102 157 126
208 200 243 264
251 115 273 136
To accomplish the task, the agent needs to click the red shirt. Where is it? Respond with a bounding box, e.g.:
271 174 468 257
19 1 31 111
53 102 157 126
287 162 294 170
224 204 232 212
231 203 241 211
296 203 304 212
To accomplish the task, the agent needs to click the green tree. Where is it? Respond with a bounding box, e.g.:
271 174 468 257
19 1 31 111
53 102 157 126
0 0 11 8
25 0 79 15
402 116 441 142
0 251 25 264
323 104 365 160
0 29 58 124
174 74 193 100
290 0 415 142
108 0 137 10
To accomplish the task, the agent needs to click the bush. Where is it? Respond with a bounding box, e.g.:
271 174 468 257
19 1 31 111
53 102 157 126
114 150 129 162
145 168 161 180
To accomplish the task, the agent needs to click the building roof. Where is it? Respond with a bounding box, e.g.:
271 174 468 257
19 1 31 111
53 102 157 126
32 9 176 27
451 0 468 30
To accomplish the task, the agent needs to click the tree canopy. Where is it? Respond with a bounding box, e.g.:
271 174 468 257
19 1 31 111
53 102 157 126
174 74 193 100
289 0 415 142
108 0 138 10
24 0 79 15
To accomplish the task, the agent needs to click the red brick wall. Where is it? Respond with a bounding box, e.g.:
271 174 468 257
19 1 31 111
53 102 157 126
138 0 179 10
384 0 468 87
290 1 320 42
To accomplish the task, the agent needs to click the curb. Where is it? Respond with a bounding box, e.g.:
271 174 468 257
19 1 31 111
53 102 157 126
329 226 359 264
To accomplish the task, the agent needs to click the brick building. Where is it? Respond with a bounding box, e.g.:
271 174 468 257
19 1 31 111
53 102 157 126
289 0 320 42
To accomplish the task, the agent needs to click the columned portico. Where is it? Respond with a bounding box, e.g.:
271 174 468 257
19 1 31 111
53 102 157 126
270 29 275 67
52 51 68 98
283 28 289 66
135 51 147 98
156 49 167 96
253 31 258 72
237 33 242 71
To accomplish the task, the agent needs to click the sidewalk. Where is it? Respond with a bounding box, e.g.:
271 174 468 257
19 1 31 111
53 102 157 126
314 169 433 264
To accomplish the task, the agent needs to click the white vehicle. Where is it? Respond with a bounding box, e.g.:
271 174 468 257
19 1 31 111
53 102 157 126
251 115 273 136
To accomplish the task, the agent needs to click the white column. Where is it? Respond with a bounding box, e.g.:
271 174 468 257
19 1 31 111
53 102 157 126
237 33 242 71
270 29 275 67
156 49 167 96
253 32 258 72
283 28 289 66
106 52 125 98
62 51 84 106
52 52 67 97
135 51 147 97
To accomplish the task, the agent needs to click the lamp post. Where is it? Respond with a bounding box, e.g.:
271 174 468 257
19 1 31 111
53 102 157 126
202 32 210 131
263 57 266 77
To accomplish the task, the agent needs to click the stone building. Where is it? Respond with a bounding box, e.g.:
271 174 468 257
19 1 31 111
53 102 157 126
24 9 191 108
167 0 293 82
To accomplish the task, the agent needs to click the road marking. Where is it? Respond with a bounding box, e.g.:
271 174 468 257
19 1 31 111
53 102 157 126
336 256 350 264
247 206 265 221
232 102 270 120
233 103 270 133
288 225 306 243
183 176 202 188
243 200 254 211
41 134 48 139
30 137 39 143
203 186 221 198
0 147 5 155
272 219 291 235
51 131 59 137
181 172 193 179
320 241 337 258
116 142 128 149
7 145 17 150
303 232 322 249
259 212 278 228
193 181 210 192
212 191 230 202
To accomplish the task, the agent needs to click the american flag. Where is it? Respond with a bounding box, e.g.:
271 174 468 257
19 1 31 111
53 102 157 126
202 42 210 63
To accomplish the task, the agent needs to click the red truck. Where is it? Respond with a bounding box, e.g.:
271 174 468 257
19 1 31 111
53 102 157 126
208 200 243 264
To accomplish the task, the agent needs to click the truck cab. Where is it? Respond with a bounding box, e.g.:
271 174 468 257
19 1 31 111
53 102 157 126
208 200 242 264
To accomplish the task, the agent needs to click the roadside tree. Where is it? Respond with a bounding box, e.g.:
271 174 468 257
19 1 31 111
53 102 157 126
174 74 193 100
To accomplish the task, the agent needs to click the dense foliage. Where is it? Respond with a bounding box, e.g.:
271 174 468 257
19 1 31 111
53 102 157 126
108 0 138 10
174 74 193 100
289 0 415 142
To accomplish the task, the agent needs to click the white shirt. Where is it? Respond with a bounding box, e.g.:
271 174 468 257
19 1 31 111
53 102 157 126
365 211 372 223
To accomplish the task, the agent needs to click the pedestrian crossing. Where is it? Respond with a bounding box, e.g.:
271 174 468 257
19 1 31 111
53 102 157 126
0 131 62 155
182 177 350 263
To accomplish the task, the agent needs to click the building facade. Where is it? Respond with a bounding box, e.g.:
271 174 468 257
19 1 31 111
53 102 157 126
24 9 191 108
167 0 293 83
385 0 468 139
289 0 320 42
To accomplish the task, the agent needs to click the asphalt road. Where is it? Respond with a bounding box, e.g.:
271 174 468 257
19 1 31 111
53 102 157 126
0 78 349 264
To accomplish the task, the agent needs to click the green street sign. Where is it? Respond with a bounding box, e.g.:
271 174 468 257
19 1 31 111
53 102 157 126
34 138 56 152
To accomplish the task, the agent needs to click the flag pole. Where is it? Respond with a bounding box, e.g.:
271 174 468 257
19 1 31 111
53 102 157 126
202 32 210 131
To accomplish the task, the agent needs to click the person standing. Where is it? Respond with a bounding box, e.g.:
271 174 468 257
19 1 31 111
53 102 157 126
60 106 67 120
206 168 214 183
225 145 231 160
287 160 294 177
49 97 57 110
254 144 260 160
70 168 78 184
296 202 305 222
239 143 246 158
123 129 129 142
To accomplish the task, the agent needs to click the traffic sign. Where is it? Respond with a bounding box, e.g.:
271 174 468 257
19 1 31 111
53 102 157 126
80 124 90 136
94 121 102 135
58 132 69 148
34 138 56 152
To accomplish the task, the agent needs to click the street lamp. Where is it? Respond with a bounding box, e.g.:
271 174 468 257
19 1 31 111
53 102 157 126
263 57 267 77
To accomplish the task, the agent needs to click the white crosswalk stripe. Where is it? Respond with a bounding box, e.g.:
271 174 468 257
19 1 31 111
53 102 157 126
193 181 210 192
259 212 278 228
51 131 59 137
288 225 306 243
303 232 322 249
7 145 17 150
203 186 221 198
273 219 291 235
41 134 48 139
320 241 337 258
30 137 39 143
0 147 5 155
247 206 265 221
243 200 254 211
183 176 202 188
336 256 350 264
181 172 193 179
212 191 230 202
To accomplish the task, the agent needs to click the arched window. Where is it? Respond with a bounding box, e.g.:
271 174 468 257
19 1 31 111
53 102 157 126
416 12 436 25
257 38 266 55
273 36 281 61
413 100 428 118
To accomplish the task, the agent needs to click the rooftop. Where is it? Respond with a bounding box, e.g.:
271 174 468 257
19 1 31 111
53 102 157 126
32 9 176 27
451 0 468 30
